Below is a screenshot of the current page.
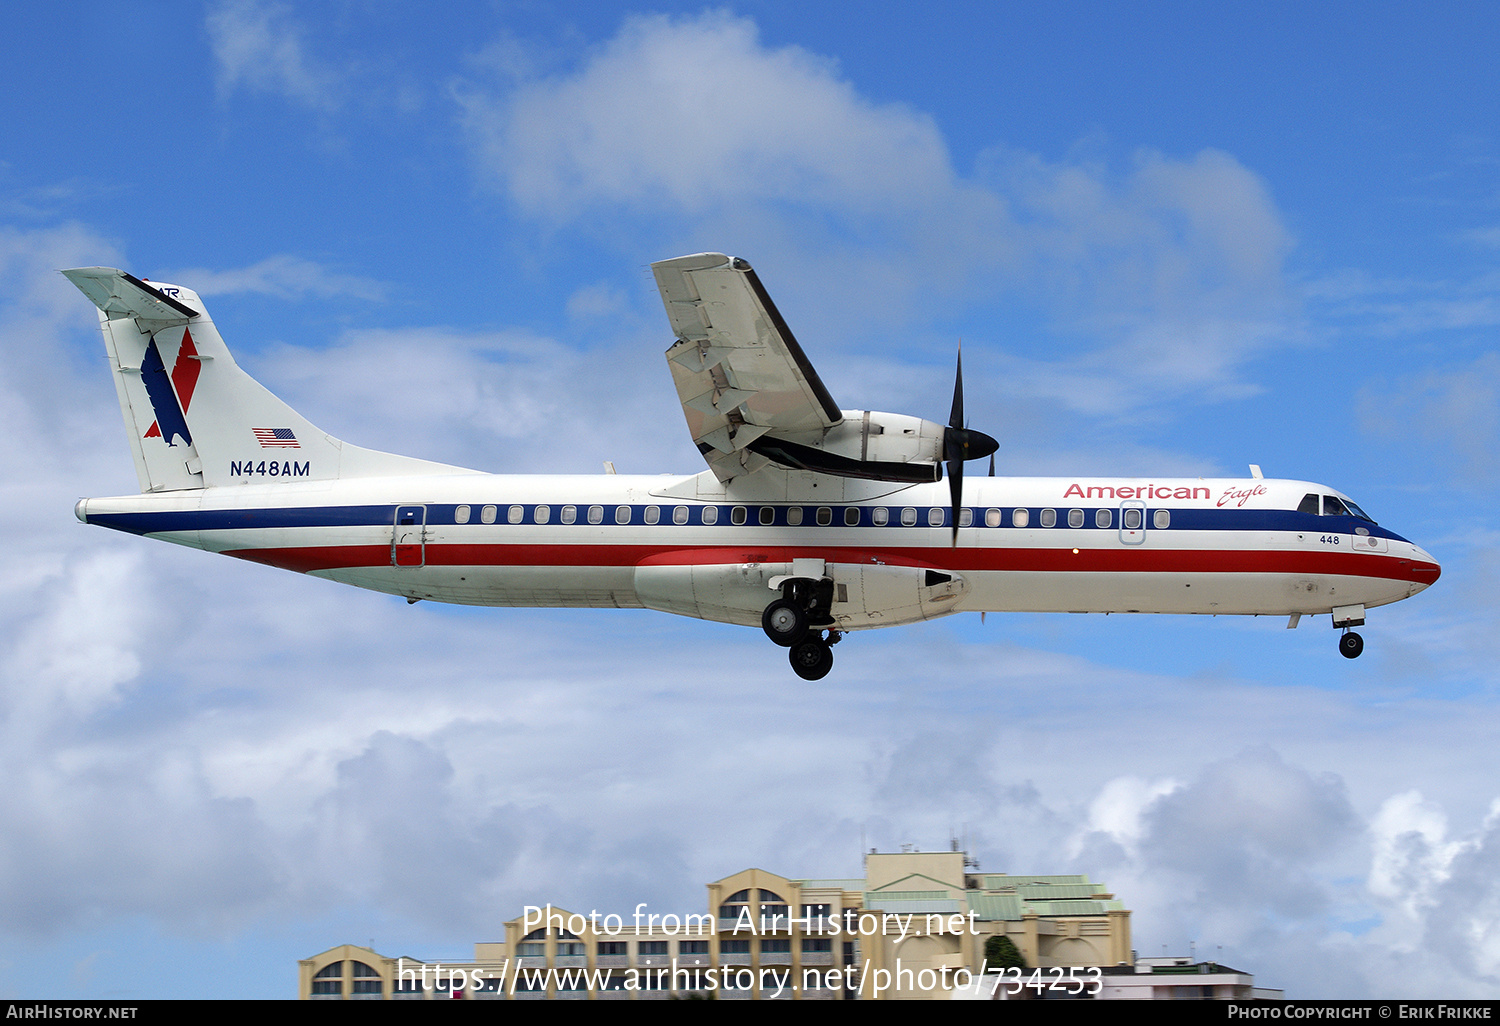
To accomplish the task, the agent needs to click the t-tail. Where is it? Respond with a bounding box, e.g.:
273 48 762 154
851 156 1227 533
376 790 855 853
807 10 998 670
63 268 474 492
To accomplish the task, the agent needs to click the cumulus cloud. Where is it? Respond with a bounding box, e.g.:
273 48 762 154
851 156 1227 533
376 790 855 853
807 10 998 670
457 12 1299 414
162 255 387 303
206 0 345 111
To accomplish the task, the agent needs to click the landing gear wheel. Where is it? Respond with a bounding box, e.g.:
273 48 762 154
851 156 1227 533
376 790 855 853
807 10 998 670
1339 631 1364 659
790 638 834 680
762 599 809 647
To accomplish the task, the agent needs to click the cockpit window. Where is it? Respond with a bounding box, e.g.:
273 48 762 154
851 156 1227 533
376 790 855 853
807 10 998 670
1344 498 1375 523
1297 493 1320 515
1322 495 1350 517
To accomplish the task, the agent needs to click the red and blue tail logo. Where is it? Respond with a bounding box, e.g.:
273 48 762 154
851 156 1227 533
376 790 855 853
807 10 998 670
141 327 200 447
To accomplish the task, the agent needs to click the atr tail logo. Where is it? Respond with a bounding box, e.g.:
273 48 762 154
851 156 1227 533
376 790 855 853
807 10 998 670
141 327 201 447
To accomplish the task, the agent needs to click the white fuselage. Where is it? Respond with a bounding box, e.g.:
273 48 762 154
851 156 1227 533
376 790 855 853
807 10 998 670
77 471 1441 633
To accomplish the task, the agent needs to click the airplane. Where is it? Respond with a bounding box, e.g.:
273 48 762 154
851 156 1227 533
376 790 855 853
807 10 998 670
64 252 1440 680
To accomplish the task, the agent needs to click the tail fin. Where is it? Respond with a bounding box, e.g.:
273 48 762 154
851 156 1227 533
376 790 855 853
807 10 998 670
63 268 475 492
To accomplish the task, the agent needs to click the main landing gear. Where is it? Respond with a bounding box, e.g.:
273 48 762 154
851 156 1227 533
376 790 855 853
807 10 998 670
762 579 840 680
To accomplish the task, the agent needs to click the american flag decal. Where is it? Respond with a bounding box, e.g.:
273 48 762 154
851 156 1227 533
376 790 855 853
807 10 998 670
253 427 300 448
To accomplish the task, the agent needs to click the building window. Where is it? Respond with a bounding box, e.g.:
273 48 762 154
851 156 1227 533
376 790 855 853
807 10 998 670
598 942 627 956
311 961 343 997
680 940 709 954
638 941 668 956
761 939 791 953
351 961 382 996
720 940 751 954
802 938 832 953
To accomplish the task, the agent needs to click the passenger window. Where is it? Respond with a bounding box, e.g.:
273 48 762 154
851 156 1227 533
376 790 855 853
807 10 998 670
1095 508 1111 529
615 505 631 524
507 504 524 524
587 505 603 525
644 505 660 525
1323 495 1350 517
1068 509 1084 528
959 508 973 528
481 504 497 524
760 506 775 526
985 508 1001 528
1297 493 1320 515
787 506 803 526
872 507 889 526
816 507 832 526
1039 508 1056 528
927 507 944 527
701 506 718 525
534 505 550 525
455 504 471 525
1013 508 1029 528
845 507 860 526
1123 508 1142 530
901 507 917 527
1153 509 1170 530
732 506 748 526
673 506 688 525
561 505 577 525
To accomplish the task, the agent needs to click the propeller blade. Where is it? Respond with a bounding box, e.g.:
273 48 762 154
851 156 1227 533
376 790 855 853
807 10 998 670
940 346 998 544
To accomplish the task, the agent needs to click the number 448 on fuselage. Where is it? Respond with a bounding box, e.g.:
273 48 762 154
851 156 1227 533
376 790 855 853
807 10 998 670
64 253 1439 680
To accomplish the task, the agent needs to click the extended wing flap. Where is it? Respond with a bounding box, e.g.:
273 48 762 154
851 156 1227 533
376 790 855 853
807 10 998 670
652 253 842 480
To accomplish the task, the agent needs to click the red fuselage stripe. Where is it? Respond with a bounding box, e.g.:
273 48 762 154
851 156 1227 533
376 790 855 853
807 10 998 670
223 542 1441 583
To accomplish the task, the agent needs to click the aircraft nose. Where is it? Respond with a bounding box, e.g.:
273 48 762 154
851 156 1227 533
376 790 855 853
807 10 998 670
1407 546 1441 586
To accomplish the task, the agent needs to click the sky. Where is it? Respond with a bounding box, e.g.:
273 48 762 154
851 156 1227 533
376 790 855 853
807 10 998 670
1 0 1498 1000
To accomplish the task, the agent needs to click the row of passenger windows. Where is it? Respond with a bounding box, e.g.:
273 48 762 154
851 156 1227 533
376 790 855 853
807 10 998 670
450 504 1173 529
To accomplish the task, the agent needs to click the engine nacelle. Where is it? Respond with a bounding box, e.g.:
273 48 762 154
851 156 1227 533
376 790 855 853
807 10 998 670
746 410 946 483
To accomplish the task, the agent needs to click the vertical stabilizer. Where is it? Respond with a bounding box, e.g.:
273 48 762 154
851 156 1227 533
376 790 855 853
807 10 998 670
63 268 476 492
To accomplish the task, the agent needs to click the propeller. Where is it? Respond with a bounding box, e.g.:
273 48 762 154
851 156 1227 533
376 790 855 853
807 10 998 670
943 348 999 545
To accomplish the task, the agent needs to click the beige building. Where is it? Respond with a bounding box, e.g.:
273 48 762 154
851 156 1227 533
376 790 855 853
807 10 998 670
299 849 1131 1000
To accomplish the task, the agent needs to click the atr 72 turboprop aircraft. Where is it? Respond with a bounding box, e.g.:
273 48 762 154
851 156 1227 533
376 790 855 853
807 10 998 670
65 253 1440 680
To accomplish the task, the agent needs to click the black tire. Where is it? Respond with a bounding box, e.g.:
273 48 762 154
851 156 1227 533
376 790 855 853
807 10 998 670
1339 631 1364 659
789 639 834 680
762 599 809 647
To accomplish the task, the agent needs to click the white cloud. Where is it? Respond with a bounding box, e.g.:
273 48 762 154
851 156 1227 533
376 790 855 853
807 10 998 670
206 0 344 111
162 255 386 302
458 12 1299 414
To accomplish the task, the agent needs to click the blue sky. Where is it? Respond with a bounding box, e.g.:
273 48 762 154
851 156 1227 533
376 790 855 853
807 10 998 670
2 0 1498 1000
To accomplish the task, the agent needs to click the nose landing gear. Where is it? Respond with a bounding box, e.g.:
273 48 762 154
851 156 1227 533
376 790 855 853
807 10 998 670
1339 630 1364 659
1332 603 1367 659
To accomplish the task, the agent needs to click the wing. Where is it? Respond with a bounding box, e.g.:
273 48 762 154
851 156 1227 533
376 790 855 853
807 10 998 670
652 253 843 482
